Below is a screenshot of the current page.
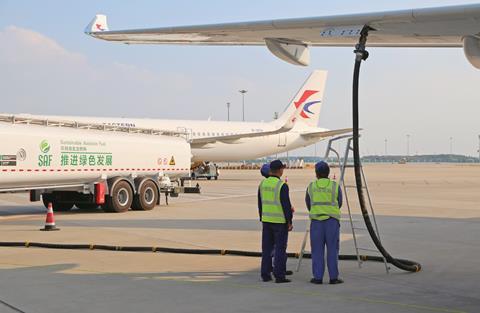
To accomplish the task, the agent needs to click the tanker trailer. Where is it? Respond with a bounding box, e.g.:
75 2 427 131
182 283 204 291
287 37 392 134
0 115 199 213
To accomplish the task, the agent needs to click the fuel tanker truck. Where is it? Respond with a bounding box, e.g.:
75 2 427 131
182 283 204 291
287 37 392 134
0 115 199 213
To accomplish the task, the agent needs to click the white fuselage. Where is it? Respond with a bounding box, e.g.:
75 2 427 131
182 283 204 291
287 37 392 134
13 71 330 163
19 115 326 162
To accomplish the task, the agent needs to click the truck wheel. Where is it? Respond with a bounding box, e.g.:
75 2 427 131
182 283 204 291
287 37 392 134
132 180 159 211
104 181 133 213
42 194 53 209
42 194 73 212
207 177 211 180
214 176 218 180
54 202 74 212
76 203 99 210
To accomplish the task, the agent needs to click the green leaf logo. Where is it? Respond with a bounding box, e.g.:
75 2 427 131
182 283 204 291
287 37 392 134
40 140 50 154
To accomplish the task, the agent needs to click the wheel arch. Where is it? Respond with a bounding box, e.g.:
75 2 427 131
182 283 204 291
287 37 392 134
107 177 136 196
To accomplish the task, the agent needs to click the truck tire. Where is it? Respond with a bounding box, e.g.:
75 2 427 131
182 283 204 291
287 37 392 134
132 180 159 211
54 202 74 212
42 194 53 209
207 176 211 180
42 194 74 212
104 180 133 213
76 203 99 210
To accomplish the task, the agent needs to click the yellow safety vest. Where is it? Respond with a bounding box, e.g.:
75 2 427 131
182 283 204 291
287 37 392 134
308 178 340 221
259 177 286 224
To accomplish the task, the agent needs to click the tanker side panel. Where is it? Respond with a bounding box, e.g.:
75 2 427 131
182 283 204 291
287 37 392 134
0 123 191 189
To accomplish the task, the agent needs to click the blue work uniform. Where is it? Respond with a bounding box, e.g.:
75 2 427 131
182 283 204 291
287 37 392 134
305 183 343 281
258 176 293 280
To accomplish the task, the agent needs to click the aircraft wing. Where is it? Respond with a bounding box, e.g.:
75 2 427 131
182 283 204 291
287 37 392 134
85 4 480 67
300 128 353 139
190 105 302 148
190 124 292 148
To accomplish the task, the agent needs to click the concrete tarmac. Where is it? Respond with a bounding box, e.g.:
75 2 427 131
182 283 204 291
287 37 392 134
0 164 479 313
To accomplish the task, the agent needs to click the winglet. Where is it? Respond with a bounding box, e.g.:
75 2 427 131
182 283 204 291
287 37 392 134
85 14 109 34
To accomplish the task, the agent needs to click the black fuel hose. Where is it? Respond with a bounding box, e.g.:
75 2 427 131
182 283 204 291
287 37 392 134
0 241 413 267
352 27 421 272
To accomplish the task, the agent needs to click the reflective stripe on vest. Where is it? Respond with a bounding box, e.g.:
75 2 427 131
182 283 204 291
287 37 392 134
260 177 286 224
308 179 340 221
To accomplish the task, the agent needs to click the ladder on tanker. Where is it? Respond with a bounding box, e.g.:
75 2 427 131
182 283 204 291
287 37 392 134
296 135 390 274
0 114 187 138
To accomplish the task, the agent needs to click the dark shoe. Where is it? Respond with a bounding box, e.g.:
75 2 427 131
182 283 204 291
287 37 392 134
310 278 323 284
273 269 293 276
329 278 344 285
262 276 273 282
275 278 291 284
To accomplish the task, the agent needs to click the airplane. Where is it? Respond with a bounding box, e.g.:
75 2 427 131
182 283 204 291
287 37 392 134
84 4 480 69
18 71 352 162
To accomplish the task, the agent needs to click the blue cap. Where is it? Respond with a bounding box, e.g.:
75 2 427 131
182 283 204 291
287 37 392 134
260 164 270 178
315 161 330 175
270 159 286 171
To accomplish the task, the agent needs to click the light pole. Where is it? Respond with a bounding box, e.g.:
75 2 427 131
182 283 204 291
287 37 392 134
227 102 231 121
449 137 453 155
478 135 480 162
384 138 388 156
239 90 248 122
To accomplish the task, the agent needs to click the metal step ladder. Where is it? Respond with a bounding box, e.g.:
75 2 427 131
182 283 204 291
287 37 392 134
296 135 390 273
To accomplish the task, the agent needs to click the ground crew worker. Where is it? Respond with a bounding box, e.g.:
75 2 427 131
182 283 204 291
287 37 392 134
258 160 293 283
260 163 270 178
305 161 344 285
259 163 294 277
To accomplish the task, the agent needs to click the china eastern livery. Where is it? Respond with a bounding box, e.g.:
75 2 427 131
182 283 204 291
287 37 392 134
16 71 351 162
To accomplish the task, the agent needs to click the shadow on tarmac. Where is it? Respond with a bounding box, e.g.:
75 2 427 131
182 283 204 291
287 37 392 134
0 261 478 313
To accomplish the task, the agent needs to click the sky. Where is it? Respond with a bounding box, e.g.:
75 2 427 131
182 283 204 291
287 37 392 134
1 0 480 157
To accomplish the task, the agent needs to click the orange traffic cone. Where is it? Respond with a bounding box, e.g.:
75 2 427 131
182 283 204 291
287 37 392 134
40 203 60 231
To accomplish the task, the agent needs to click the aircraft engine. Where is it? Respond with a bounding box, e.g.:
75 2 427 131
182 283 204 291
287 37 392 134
265 38 310 66
463 35 480 69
